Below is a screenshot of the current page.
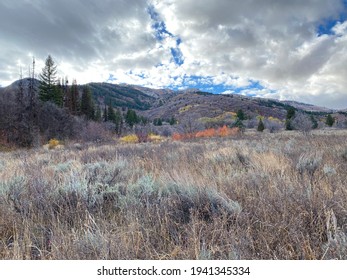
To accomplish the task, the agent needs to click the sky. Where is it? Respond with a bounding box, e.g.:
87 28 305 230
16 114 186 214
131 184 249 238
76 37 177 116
0 0 347 109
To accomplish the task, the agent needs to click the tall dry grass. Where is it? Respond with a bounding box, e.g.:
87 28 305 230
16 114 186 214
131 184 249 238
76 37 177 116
0 130 346 259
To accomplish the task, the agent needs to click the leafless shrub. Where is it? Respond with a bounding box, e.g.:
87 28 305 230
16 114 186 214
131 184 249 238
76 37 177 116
78 121 113 143
296 152 322 176
1 130 347 259
264 119 282 133
291 113 313 135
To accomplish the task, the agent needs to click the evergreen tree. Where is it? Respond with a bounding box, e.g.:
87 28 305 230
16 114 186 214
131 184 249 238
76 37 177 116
234 118 244 129
103 105 108 122
54 78 64 107
285 107 296 130
107 105 116 122
139 116 148 125
81 86 95 120
70 79 79 115
310 115 318 129
125 109 139 128
95 106 102 122
257 118 265 132
237 109 246 120
106 105 123 135
286 107 296 120
326 114 335 127
39 55 62 106
169 116 176 125
154 118 163 126
285 119 293 130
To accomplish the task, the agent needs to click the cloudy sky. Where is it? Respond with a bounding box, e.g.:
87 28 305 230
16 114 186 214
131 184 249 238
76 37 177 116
1 0 347 109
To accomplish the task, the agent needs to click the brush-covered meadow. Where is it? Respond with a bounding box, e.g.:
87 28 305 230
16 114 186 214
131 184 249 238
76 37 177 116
0 130 347 260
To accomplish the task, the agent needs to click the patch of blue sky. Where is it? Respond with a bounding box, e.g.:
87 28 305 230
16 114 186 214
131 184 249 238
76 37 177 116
165 75 276 98
317 1 347 36
148 4 184 66
170 48 184 65
147 5 173 41
107 74 116 82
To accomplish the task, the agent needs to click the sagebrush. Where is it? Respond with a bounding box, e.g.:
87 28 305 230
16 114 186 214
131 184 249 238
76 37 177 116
0 130 346 259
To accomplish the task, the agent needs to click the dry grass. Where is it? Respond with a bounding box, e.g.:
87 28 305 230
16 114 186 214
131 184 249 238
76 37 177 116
0 130 347 260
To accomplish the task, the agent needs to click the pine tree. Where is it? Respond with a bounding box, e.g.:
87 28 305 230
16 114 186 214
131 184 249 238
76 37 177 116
107 105 116 122
154 118 163 126
285 107 296 130
169 116 176 125
95 106 102 122
103 105 108 122
81 86 95 120
39 55 62 106
310 115 318 129
125 109 139 128
70 79 79 115
286 107 296 120
237 109 246 120
326 114 335 127
257 118 265 132
54 78 64 107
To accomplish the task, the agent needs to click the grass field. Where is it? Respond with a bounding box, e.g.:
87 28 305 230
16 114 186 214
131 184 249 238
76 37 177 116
0 130 346 259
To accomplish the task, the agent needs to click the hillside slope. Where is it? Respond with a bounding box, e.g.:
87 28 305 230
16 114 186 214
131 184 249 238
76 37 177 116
142 91 293 123
86 83 156 110
2 80 346 128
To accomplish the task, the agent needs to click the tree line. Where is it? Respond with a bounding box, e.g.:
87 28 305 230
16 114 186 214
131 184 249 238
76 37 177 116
0 55 148 148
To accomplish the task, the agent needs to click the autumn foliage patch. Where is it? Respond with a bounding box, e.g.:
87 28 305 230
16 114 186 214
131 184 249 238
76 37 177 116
173 125 239 141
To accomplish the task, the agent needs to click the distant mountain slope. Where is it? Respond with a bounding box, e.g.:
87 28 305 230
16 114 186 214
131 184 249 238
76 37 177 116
2 79 346 127
86 83 156 110
281 100 334 113
1 78 40 95
120 84 176 98
142 91 294 123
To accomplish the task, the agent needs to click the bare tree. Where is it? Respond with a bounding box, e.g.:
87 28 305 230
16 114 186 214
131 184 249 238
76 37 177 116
291 113 313 135
27 57 40 147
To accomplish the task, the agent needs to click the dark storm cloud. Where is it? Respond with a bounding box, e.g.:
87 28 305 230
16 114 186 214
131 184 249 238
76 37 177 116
0 0 156 83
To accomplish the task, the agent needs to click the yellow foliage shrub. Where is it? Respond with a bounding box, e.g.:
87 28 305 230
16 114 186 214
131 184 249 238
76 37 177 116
179 105 192 114
48 138 60 149
268 116 282 123
148 134 164 142
120 134 139 143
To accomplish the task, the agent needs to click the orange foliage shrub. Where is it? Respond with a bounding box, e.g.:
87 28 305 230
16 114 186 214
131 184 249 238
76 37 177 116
195 128 216 138
172 126 239 141
217 125 229 137
172 133 183 141
217 125 239 137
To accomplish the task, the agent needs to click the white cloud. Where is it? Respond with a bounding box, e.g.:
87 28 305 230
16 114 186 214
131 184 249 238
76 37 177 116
0 0 346 109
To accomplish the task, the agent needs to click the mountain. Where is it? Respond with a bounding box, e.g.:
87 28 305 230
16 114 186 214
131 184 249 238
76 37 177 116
2 79 346 126
141 91 293 124
86 83 156 111
119 84 176 98
0 78 40 94
281 100 334 113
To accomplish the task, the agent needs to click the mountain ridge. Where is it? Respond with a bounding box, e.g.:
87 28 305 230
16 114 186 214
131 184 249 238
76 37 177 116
2 79 346 121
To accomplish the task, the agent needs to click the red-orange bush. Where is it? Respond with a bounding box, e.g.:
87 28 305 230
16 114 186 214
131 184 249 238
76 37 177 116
172 133 183 141
195 128 216 138
172 126 240 141
217 125 239 137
